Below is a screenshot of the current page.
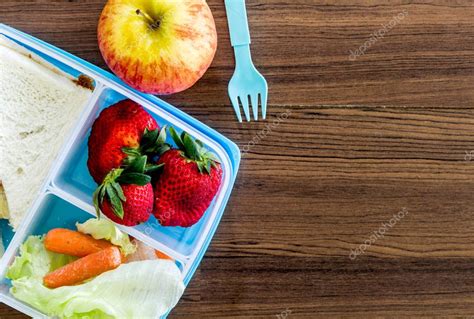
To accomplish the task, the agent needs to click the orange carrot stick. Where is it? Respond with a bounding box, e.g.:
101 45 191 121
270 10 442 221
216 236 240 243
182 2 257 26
43 246 122 288
155 249 173 260
44 228 113 257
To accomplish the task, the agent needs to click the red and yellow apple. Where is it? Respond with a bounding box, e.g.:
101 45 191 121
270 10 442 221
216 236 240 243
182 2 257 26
98 0 217 94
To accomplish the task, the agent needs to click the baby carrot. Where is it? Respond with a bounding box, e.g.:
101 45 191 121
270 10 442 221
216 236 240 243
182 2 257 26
43 246 122 288
44 228 113 257
155 249 173 260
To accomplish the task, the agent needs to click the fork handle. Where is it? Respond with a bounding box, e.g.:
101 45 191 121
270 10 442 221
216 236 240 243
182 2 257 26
224 0 251 46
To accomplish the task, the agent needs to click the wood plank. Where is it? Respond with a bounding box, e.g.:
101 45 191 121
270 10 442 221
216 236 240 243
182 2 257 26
175 257 474 318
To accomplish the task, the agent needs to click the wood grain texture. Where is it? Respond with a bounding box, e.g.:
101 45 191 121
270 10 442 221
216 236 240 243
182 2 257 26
1 0 474 318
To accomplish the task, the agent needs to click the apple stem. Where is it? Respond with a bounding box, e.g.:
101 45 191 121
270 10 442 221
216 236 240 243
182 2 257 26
136 9 160 30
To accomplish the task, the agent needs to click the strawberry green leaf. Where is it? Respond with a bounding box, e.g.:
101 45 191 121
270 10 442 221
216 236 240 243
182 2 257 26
155 144 171 156
99 184 107 204
122 147 141 166
92 187 101 217
92 169 128 220
145 163 164 174
92 183 110 218
140 128 159 150
144 143 170 155
205 152 220 163
183 134 199 160
196 162 204 174
117 173 151 186
169 126 184 150
111 182 126 202
122 147 141 156
105 183 124 219
141 126 169 156
169 128 220 175
125 155 147 174
157 125 167 144
107 185 124 219
105 184 116 201
195 139 204 148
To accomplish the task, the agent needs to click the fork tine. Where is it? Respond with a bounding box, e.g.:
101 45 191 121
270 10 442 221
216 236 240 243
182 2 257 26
239 96 251 122
261 92 268 120
230 95 242 122
250 94 258 120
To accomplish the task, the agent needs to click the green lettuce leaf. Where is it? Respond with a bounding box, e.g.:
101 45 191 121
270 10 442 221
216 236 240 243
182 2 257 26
7 235 185 319
6 235 75 280
76 218 136 256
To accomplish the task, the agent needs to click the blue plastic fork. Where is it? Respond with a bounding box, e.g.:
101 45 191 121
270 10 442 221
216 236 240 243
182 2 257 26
224 0 268 122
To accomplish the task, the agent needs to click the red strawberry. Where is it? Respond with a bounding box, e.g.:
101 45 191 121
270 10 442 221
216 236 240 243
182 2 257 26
100 182 154 226
153 128 222 227
93 156 157 226
87 99 158 183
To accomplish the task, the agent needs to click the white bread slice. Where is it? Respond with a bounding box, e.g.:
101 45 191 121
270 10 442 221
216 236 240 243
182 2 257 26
0 35 92 229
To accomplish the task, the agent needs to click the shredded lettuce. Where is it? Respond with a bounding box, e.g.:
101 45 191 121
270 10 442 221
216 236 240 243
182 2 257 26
76 218 136 256
7 235 185 319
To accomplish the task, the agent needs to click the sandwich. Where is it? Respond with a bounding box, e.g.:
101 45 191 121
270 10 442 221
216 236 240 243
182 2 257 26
0 34 93 230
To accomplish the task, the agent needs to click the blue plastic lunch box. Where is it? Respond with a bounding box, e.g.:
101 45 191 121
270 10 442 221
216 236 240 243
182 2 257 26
0 23 240 318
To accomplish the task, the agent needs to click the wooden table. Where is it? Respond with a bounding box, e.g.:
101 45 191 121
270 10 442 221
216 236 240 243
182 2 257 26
1 1 474 318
